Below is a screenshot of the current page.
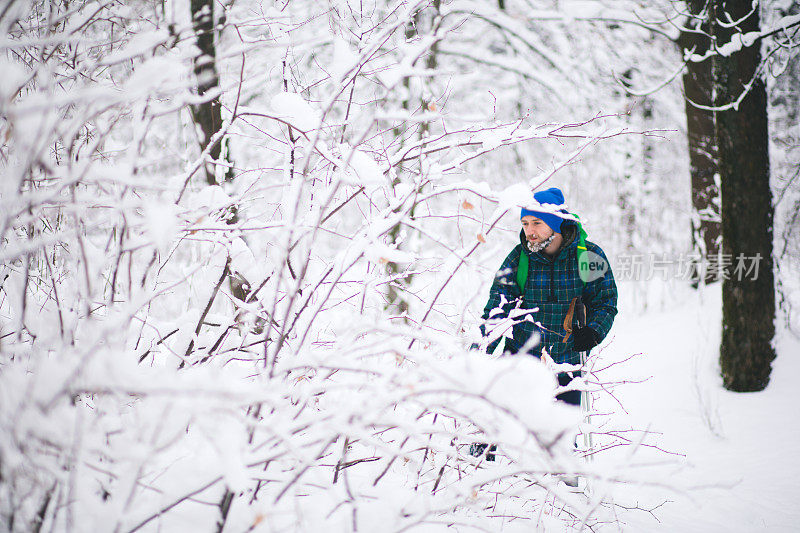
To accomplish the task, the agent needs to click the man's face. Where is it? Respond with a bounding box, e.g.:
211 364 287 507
521 215 553 244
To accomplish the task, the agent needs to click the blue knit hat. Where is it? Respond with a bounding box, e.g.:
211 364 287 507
520 187 566 233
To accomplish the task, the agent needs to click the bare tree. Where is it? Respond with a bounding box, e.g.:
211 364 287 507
772 0 800 334
190 0 234 187
680 0 721 285
188 0 254 340
385 0 443 319
712 0 776 391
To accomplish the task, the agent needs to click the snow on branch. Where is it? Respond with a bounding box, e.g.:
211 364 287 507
0 1 679 530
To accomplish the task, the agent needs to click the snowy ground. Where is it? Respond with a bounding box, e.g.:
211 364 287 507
593 283 800 532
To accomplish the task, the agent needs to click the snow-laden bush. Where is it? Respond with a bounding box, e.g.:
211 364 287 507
0 1 680 531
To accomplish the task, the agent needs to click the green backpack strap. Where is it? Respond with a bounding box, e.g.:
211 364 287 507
516 248 529 293
573 215 588 287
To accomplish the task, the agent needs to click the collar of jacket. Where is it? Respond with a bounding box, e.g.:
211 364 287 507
518 223 578 264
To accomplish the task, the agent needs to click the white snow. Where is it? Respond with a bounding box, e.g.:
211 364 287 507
592 284 800 531
142 199 179 253
341 144 386 186
331 35 359 82
270 92 320 132
3 0 799 530
101 29 169 65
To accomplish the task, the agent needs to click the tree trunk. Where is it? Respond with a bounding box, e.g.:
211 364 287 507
680 0 720 284
189 0 254 333
191 0 234 186
385 12 416 316
773 1 800 333
713 0 776 391
386 1 440 318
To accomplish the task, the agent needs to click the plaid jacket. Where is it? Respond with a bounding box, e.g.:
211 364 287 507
480 223 617 364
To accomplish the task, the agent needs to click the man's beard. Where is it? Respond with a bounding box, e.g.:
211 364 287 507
527 234 555 252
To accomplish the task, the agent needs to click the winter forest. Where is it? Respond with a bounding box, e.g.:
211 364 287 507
2 0 799 531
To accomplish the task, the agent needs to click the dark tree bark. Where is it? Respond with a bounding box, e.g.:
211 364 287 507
189 0 252 318
712 0 776 391
184 0 261 375
679 0 720 284
191 0 234 186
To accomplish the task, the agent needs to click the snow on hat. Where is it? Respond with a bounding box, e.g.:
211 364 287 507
520 187 568 233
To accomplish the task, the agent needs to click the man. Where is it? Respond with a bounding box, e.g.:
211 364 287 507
479 187 618 406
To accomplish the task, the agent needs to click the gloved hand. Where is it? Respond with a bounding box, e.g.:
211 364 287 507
572 326 600 352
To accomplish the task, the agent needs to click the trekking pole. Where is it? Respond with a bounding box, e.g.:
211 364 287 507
575 299 593 458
